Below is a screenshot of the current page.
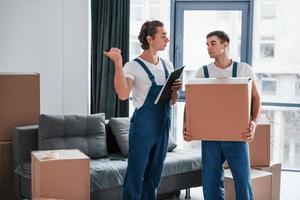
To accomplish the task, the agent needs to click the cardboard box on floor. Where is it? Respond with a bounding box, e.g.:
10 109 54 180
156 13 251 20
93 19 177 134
249 114 271 167
254 163 282 200
225 168 272 200
32 149 90 200
185 77 252 141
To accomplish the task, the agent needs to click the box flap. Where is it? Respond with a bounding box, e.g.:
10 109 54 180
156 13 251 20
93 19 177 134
225 168 272 179
187 77 251 85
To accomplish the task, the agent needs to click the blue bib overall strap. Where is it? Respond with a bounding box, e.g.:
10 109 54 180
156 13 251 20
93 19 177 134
232 61 237 77
123 58 171 200
203 65 209 78
134 58 156 84
201 61 254 200
203 61 238 78
160 59 170 80
134 58 169 82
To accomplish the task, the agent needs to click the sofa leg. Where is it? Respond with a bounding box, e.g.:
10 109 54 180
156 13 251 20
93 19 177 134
185 188 191 199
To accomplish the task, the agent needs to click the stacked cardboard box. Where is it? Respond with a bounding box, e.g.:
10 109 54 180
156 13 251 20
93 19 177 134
249 116 281 199
0 73 40 199
249 115 271 167
223 115 281 200
254 163 282 200
225 168 272 200
224 164 281 200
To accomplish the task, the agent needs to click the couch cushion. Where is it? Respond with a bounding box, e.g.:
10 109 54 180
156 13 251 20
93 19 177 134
108 117 177 157
38 113 107 158
108 118 130 156
105 122 122 154
89 150 201 192
14 150 202 193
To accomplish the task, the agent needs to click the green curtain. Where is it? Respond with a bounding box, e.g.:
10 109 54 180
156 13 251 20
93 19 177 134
91 0 129 118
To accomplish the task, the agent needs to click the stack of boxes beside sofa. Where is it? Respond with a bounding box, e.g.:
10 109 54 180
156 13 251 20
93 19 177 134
225 116 281 200
0 73 40 200
185 77 281 200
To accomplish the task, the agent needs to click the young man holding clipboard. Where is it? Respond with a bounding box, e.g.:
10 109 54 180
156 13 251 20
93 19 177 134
104 20 182 200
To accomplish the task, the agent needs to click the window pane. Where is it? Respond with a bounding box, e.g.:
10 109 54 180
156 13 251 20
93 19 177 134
253 0 300 104
129 0 171 115
295 75 300 96
262 79 276 95
260 3 276 19
253 0 300 169
174 102 202 152
260 19 276 38
131 6 142 21
182 10 242 89
260 43 274 58
262 108 300 169
149 0 161 3
149 6 161 20
131 0 142 4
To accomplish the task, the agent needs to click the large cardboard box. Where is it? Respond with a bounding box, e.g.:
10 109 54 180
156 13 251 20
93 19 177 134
0 141 13 200
249 115 271 167
225 168 272 200
185 77 252 141
0 73 40 141
32 149 90 200
254 163 281 200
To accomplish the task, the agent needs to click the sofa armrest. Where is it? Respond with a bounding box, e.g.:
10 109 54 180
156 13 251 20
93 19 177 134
12 125 38 169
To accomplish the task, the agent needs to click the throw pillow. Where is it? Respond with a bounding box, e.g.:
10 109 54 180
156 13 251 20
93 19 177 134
109 117 177 157
38 113 107 158
108 117 130 157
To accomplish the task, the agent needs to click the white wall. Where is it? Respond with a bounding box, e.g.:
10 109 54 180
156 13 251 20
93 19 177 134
0 0 90 115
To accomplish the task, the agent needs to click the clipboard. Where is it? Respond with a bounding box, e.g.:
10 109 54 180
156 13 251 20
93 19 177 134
154 66 185 104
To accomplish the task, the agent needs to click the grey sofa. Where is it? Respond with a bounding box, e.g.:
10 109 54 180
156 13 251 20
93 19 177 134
12 114 202 200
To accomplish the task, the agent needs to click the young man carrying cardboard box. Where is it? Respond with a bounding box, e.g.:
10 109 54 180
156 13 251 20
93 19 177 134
183 31 261 200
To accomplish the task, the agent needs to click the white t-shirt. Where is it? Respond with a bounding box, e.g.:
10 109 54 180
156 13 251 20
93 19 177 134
123 58 174 109
195 61 257 80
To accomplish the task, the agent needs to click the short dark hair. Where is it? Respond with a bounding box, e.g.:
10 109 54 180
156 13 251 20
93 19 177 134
138 20 164 49
206 30 230 44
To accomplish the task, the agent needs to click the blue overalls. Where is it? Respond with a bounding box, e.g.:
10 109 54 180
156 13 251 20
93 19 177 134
202 62 254 200
123 58 171 200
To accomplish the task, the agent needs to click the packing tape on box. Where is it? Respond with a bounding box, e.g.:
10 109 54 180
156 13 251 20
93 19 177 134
43 151 59 159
